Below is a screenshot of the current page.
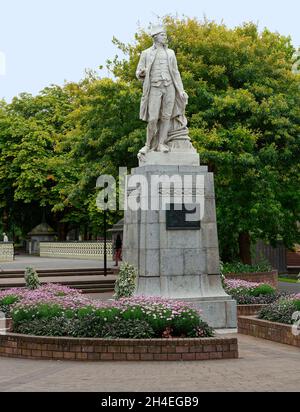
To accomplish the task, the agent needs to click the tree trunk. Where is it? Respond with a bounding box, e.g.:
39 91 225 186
84 225 88 241
2 209 8 232
239 232 252 265
58 222 69 241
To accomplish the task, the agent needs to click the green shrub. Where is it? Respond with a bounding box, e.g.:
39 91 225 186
93 307 122 323
171 309 201 336
76 306 97 318
14 317 74 336
114 263 137 299
14 316 155 339
12 303 64 325
121 306 145 321
69 315 107 337
11 304 214 338
139 306 211 338
102 319 155 339
72 316 154 338
222 261 272 275
0 295 19 306
145 311 172 336
14 315 106 338
24 267 40 290
250 284 276 297
230 292 285 305
293 300 300 311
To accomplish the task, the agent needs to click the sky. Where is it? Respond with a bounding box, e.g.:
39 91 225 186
0 0 300 101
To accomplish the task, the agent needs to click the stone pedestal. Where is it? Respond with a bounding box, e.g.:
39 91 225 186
123 160 237 329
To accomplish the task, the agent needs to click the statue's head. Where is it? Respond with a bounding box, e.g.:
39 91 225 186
150 25 167 46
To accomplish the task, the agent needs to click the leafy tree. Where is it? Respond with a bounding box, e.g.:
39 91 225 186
107 17 300 263
0 85 81 239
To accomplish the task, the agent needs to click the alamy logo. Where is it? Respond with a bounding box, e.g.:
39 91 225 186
95 168 205 221
0 51 6 76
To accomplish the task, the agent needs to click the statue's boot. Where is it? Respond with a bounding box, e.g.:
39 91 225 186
139 145 150 155
158 119 171 152
157 144 169 153
139 120 158 156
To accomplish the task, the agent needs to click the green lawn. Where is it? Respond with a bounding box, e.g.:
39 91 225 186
278 276 300 284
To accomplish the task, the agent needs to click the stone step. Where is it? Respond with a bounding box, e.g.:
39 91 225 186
0 270 115 279
0 279 116 292
0 266 117 293
0 267 115 276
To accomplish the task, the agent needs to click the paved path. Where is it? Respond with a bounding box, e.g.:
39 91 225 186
0 255 114 271
279 281 300 294
0 334 299 392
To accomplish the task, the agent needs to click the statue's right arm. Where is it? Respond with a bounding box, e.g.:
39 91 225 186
136 51 146 81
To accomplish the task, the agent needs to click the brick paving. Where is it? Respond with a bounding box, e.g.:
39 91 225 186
0 334 299 392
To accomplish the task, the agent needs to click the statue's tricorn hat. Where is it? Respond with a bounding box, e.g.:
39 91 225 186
150 25 166 37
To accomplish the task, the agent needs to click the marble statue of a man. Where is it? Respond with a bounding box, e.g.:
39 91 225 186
136 25 189 157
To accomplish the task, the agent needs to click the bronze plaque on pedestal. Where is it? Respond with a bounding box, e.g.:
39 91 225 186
166 204 201 230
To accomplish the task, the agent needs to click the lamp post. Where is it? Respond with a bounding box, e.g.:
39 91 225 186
103 188 108 277
103 209 107 277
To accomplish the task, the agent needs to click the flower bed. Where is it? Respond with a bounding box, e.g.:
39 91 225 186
0 284 239 362
0 285 214 339
223 279 286 316
224 279 284 305
225 271 278 288
0 284 82 317
258 294 300 325
238 294 300 347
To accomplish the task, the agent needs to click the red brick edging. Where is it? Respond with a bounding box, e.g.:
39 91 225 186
238 316 300 348
226 270 278 288
237 304 267 317
0 333 238 361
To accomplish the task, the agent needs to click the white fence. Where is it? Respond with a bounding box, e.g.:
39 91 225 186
39 241 113 260
0 243 14 262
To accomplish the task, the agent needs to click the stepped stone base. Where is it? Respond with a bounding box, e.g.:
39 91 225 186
123 163 237 329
